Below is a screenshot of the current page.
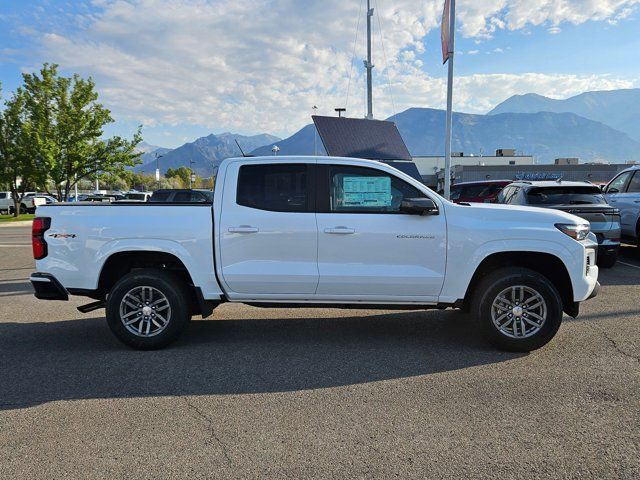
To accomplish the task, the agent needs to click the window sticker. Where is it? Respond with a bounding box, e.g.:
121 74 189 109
342 176 392 207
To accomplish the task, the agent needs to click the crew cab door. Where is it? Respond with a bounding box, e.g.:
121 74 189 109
218 161 319 295
315 162 446 300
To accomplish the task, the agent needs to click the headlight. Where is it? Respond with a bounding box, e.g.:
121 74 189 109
555 223 590 241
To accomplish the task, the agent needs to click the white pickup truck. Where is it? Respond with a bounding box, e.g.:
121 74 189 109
30 156 600 351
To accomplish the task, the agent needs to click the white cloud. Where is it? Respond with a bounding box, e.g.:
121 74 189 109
28 0 640 137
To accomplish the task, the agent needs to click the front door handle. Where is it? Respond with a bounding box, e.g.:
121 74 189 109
228 226 259 233
324 227 355 234
634 200 640 204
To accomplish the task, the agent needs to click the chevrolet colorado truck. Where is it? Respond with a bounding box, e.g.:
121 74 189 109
30 156 600 351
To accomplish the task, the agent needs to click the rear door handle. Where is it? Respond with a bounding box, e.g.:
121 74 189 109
634 200 640 204
324 227 355 234
228 226 259 233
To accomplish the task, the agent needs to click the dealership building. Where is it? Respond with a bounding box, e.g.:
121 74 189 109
412 149 636 190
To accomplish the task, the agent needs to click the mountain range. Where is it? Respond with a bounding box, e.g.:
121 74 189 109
489 89 640 142
252 106 640 164
135 132 280 176
134 88 640 172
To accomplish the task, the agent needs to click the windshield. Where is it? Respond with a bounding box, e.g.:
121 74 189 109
526 186 606 205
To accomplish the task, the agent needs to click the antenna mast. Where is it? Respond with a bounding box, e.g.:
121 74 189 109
364 0 374 119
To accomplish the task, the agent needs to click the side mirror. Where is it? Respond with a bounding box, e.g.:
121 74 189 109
400 198 439 215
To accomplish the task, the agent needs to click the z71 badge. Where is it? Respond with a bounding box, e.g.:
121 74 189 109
48 233 77 239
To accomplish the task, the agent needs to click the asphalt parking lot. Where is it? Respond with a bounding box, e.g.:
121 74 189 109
0 224 638 479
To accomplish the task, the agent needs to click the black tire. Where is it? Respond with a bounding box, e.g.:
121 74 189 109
597 252 618 268
106 268 192 349
19 204 27 214
471 267 563 352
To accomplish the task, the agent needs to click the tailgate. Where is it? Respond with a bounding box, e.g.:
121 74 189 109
553 205 620 233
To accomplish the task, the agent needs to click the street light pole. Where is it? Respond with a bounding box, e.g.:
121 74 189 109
155 153 164 182
189 159 195 189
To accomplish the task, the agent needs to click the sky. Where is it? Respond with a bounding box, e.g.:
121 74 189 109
1 0 639 148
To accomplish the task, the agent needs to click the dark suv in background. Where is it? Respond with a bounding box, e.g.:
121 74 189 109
496 181 621 267
449 180 511 204
149 189 213 203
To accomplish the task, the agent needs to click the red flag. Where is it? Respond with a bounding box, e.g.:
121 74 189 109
441 0 450 63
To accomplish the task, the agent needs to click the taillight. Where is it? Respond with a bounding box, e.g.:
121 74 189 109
32 217 51 260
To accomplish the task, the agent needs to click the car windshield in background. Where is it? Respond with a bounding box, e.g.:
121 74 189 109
526 186 606 205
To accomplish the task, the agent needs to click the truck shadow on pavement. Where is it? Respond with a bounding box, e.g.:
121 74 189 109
0 310 524 410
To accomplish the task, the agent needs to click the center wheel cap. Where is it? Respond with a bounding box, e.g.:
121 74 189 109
142 306 152 316
512 306 524 317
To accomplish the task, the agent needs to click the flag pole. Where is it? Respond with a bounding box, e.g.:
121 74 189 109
443 0 456 200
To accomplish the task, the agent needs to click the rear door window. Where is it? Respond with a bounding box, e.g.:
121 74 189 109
237 164 309 212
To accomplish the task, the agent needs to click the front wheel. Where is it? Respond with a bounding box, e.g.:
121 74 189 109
472 267 563 352
106 269 192 349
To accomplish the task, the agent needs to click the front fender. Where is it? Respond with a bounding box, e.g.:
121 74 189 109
439 238 577 304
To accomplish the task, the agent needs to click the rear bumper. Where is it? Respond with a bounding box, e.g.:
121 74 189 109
30 272 69 300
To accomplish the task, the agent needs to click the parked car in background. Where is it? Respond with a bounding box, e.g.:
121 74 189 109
603 165 640 247
123 192 152 202
68 194 89 202
496 181 621 267
83 195 123 203
149 189 213 203
34 194 58 205
0 191 47 214
449 180 511 204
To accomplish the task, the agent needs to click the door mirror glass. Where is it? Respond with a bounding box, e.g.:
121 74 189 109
400 198 438 215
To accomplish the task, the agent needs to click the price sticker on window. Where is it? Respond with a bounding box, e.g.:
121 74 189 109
342 176 392 207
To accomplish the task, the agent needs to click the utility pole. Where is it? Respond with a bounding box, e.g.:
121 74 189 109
443 0 456 200
364 0 374 120
312 105 318 155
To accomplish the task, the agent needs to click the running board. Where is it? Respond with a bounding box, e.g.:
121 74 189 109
77 300 106 313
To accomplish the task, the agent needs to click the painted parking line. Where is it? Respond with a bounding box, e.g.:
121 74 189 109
618 261 640 270
0 244 31 247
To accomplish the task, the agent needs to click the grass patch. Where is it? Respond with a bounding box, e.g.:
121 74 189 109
0 213 35 223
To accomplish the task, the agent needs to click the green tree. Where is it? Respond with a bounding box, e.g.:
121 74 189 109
0 87 48 216
165 166 190 187
20 64 142 200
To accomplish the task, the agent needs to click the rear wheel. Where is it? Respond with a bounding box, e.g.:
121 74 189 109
106 269 192 349
472 267 563 352
19 204 27 214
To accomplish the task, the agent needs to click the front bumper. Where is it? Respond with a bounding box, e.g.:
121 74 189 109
30 272 69 300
